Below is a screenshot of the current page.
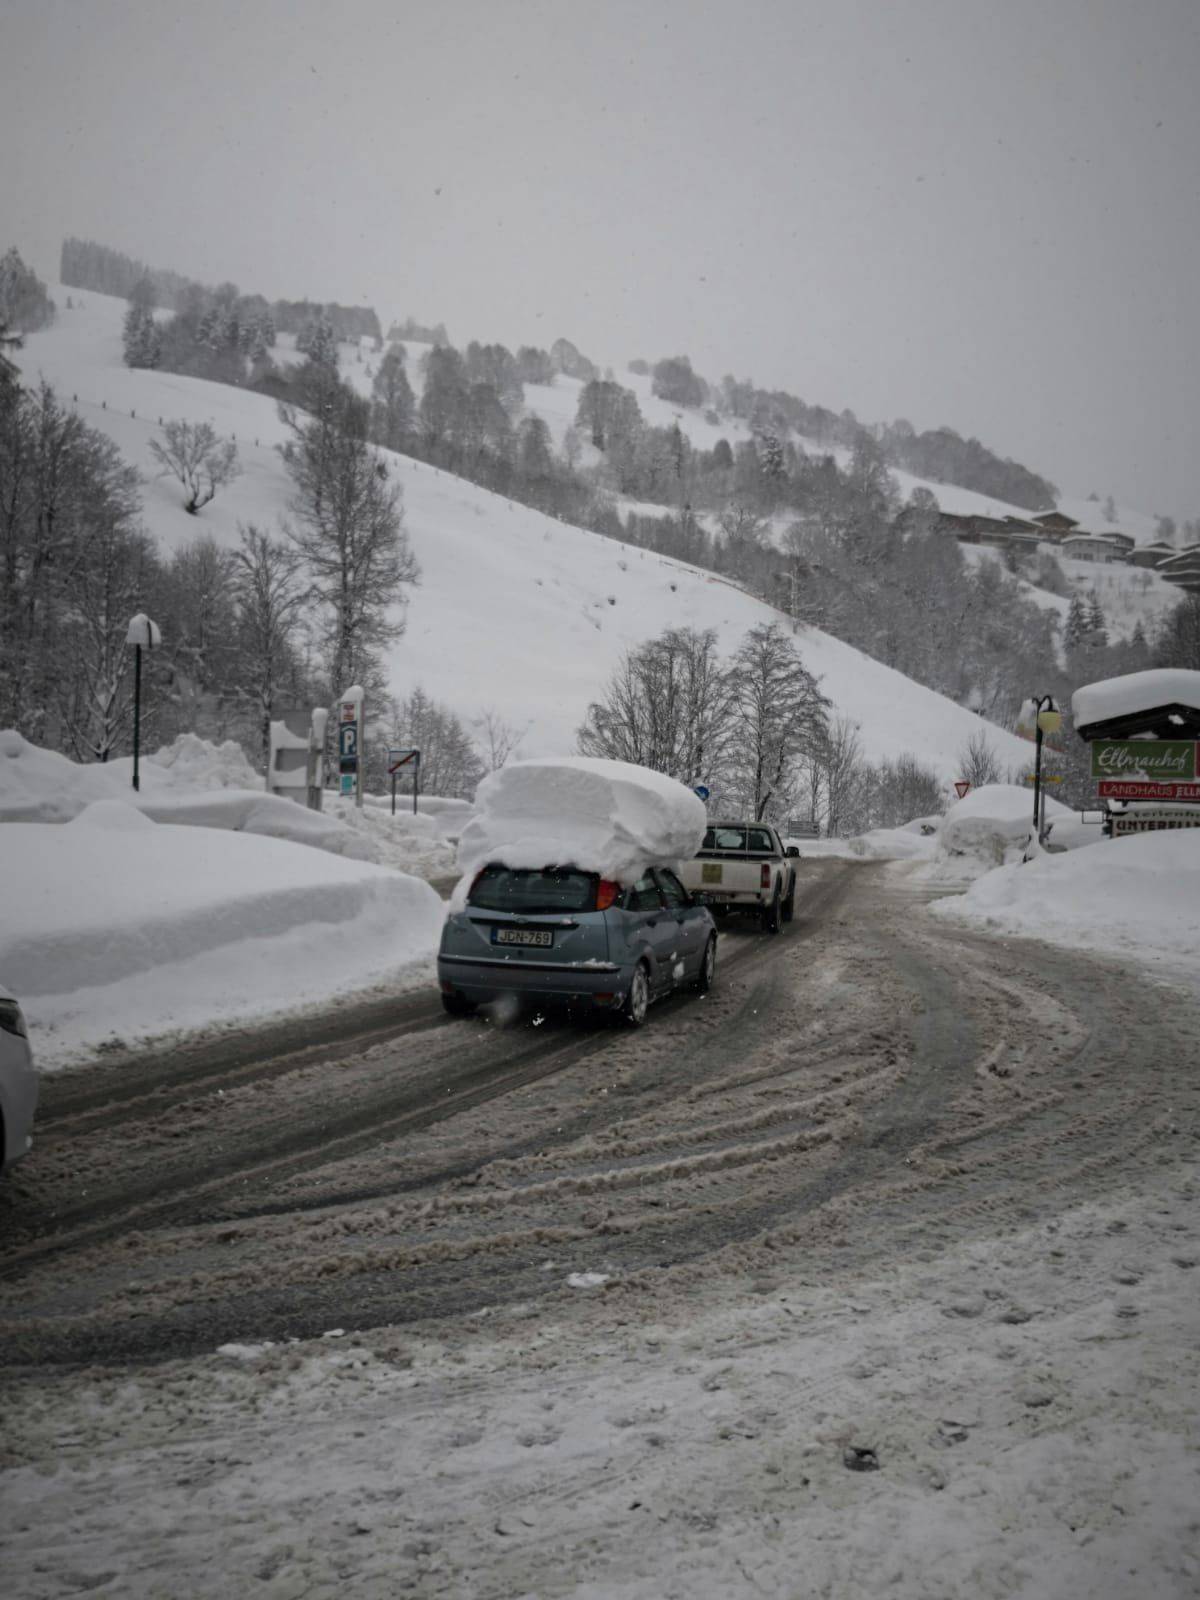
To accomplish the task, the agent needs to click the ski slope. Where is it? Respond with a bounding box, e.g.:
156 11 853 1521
18 289 1039 780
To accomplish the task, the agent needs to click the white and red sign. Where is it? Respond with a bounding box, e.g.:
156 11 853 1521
1098 780 1200 802
953 781 971 800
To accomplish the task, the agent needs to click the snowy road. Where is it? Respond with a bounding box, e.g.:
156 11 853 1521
2 860 1199 1596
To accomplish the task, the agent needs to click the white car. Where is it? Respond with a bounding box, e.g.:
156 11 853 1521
0 980 38 1171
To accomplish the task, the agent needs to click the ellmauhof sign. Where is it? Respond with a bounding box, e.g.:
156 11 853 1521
1091 739 1200 801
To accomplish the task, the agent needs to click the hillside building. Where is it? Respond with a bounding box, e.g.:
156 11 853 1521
1156 544 1200 593
1060 533 1128 563
1129 540 1177 569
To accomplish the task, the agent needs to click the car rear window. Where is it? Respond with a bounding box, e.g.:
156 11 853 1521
703 826 747 850
702 826 774 852
468 866 598 914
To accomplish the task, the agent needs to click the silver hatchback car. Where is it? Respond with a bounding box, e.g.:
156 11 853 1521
0 981 38 1171
438 863 717 1025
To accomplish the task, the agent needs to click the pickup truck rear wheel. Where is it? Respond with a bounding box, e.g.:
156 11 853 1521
761 889 782 935
782 873 796 923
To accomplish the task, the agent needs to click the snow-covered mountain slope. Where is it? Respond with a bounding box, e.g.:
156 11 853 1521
367 337 1158 541
17 289 1036 779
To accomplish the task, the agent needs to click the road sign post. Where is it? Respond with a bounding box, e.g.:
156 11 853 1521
388 747 420 816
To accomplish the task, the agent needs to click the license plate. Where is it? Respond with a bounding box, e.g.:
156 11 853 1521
493 928 553 947
701 863 722 884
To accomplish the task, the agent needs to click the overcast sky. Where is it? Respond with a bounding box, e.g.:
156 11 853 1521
4 0 1198 518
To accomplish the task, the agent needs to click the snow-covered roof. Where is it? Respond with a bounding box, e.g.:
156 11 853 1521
1072 669 1200 733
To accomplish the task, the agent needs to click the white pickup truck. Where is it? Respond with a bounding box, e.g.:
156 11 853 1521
677 821 799 934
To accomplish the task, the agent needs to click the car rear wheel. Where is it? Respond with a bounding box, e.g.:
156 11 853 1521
694 936 717 993
782 874 796 923
623 963 650 1027
441 990 477 1018
761 889 782 935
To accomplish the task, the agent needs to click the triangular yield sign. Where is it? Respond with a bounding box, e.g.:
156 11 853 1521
954 780 971 799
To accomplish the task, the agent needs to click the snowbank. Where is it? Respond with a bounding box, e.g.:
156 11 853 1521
846 824 940 861
932 829 1200 974
0 814 444 1067
0 728 258 822
0 731 461 881
455 757 707 892
327 795 458 879
1073 667 1200 731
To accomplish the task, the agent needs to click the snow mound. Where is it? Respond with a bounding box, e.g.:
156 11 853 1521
456 757 707 892
0 729 125 822
0 729 261 822
939 783 1069 867
327 795 458 880
0 821 445 1068
68 800 156 832
151 732 262 790
138 789 377 861
932 829 1200 974
848 824 940 861
1073 668 1200 731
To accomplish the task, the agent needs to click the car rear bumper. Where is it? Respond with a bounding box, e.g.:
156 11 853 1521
438 953 629 1008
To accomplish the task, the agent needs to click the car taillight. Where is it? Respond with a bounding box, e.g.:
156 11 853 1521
596 879 620 911
0 998 27 1038
760 863 771 890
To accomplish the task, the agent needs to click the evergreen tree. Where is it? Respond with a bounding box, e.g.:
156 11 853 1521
122 303 161 369
1063 592 1089 650
369 345 415 452
1086 592 1108 648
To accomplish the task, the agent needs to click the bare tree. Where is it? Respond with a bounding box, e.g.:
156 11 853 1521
726 623 830 820
281 393 418 697
473 706 528 771
956 727 1004 789
867 753 944 829
796 714 869 836
149 419 240 514
577 627 736 785
231 524 309 766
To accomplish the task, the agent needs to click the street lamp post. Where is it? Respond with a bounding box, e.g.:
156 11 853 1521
125 613 162 792
1030 694 1062 842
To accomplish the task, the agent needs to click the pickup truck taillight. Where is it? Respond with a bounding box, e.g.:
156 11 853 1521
760 863 771 890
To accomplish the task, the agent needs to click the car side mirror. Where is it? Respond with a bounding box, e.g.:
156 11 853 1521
786 846 800 858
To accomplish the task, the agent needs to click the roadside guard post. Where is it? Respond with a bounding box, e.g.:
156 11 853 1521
125 612 162 792
388 747 420 815
338 685 364 809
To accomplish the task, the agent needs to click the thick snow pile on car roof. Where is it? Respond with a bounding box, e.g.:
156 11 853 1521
456 757 707 890
932 829 1200 973
939 783 1069 865
0 809 444 1068
1072 668 1200 730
